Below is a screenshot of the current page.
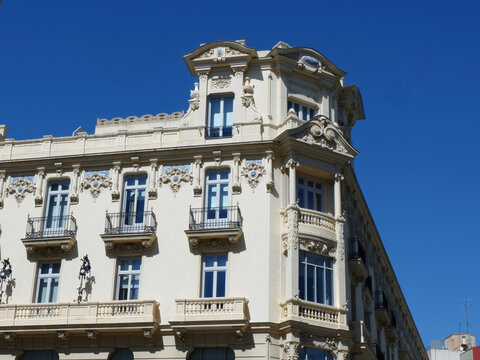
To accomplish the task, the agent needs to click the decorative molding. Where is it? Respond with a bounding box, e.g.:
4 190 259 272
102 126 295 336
6 177 36 204
188 82 200 111
193 156 202 196
283 205 299 254
197 46 243 62
211 76 231 89
241 160 265 190
336 218 345 261
300 333 339 352
97 112 184 126
232 154 241 194
299 238 336 257
284 341 300 360
160 165 192 193
80 172 112 199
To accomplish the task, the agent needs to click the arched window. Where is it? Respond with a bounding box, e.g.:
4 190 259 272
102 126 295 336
110 348 134 360
19 350 59 360
189 347 235 360
299 347 334 360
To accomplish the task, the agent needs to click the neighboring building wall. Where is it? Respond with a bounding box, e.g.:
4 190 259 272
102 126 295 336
428 349 461 360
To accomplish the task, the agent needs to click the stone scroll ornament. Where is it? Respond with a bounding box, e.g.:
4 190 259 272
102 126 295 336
160 165 192 193
80 171 112 199
6 176 36 204
300 116 348 154
241 160 265 190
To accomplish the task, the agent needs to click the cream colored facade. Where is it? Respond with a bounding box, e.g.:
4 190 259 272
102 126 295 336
0 40 427 360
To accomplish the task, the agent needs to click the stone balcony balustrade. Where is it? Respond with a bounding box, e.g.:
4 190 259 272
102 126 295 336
351 320 376 360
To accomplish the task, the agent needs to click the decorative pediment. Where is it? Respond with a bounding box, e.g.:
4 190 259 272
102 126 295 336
287 116 358 158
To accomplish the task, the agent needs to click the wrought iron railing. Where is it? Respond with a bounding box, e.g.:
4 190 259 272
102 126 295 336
349 237 366 263
104 211 157 234
25 215 77 239
189 206 242 230
205 126 233 138
375 290 389 312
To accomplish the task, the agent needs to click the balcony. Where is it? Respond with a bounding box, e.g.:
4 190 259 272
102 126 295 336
185 206 243 249
349 238 368 282
205 126 233 138
280 298 348 331
22 215 77 254
170 298 249 334
297 208 336 241
0 300 159 336
374 290 391 326
100 211 157 250
351 321 376 360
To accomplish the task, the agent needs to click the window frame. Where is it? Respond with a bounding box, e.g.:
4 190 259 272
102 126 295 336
45 181 70 231
297 176 323 212
207 95 234 138
201 253 228 298
122 175 148 228
288 99 317 121
299 251 333 305
115 257 142 301
35 261 61 303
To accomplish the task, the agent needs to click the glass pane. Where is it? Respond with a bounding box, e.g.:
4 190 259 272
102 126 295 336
132 258 141 271
58 195 68 222
317 267 325 304
307 191 314 209
120 259 130 271
37 279 48 302
315 193 322 211
61 182 69 190
204 271 213 297
126 177 135 186
307 180 314 187
50 184 58 191
52 263 60 274
297 188 304 207
220 170 229 180
204 255 215 267
40 263 50 274
49 278 59 302
135 190 146 221
298 178 304 185
208 185 218 209
138 176 147 186
217 255 227 267
310 108 315 120
325 257 333 268
302 106 308 120
118 275 129 300
46 195 56 228
307 252 323 266
294 103 299 114
210 98 222 127
125 190 135 221
288 101 292 110
131 274 140 299
306 265 314 302
224 97 234 126
216 271 226 297
220 184 229 209
299 262 305 300
208 171 218 181
326 269 333 305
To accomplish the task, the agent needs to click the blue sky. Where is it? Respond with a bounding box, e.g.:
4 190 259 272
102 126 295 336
1 0 479 345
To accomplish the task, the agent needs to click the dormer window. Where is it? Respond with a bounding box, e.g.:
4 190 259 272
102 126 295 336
207 96 234 138
288 100 316 121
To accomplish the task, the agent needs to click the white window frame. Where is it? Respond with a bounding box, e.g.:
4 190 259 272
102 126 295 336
201 254 227 298
115 257 141 300
45 182 70 231
122 175 147 228
299 251 333 305
35 261 61 303
297 176 323 211
205 169 230 226
207 95 234 137
288 100 316 121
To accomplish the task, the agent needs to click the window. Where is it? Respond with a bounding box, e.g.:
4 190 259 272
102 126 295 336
45 182 69 233
20 350 59 360
299 251 333 305
202 254 227 298
123 176 147 230
35 261 60 303
299 348 334 360
205 170 230 225
297 176 323 211
110 349 134 360
190 348 235 360
116 258 141 300
207 96 234 138
288 100 316 121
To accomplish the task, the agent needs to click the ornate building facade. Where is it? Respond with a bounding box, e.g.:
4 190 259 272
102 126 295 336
0 40 427 360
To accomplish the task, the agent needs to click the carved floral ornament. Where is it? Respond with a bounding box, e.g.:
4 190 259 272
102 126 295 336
80 171 112 199
241 160 265 189
197 46 243 62
211 76 231 89
160 165 192 193
6 177 36 203
299 238 336 258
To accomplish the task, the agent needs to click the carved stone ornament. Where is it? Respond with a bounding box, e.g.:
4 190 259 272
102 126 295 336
6 178 36 203
160 166 193 193
301 333 339 352
211 76 231 89
283 205 299 254
241 161 266 189
299 238 336 257
80 173 112 199
335 219 345 261
197 47 243 62
284 341 300 360
188 82 200 111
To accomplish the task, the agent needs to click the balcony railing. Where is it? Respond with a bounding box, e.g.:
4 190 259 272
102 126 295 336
206 126 233 138
298 208 336 233
375 290 389 311
188 206 242 231
281 298 348 327
349 237 366 263
25 215 77 239
104 211 157 234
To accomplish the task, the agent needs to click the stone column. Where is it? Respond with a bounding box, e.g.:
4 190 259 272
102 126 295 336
193 156 202 196
287 159 298 205
70 165 80 204
334 172 347 310
111 161 121 201
148 159 158 199
35 167 45 206
266 150 274 192
0 170 6 207
233 70 244 136
232 153 241 194
198 73 208 135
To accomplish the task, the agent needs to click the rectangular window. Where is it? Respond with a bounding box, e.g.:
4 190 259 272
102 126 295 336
123 176 147 229
116 257 141 300
202 254 227 298
288 100 316 121
297 176 323 211
35 261 60 303
299 251 333 305
207 96 234 138
205 170 230 226
45 182 69 233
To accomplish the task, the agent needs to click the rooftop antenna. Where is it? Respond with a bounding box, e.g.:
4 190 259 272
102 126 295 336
463 299 472 334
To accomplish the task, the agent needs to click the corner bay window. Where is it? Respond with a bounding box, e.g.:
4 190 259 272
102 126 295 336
299 251 333 305
202 254 227 298
35 261 60 303
116 257 141 300
207 96 234 138
288 100 316 121
297 176 323 211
